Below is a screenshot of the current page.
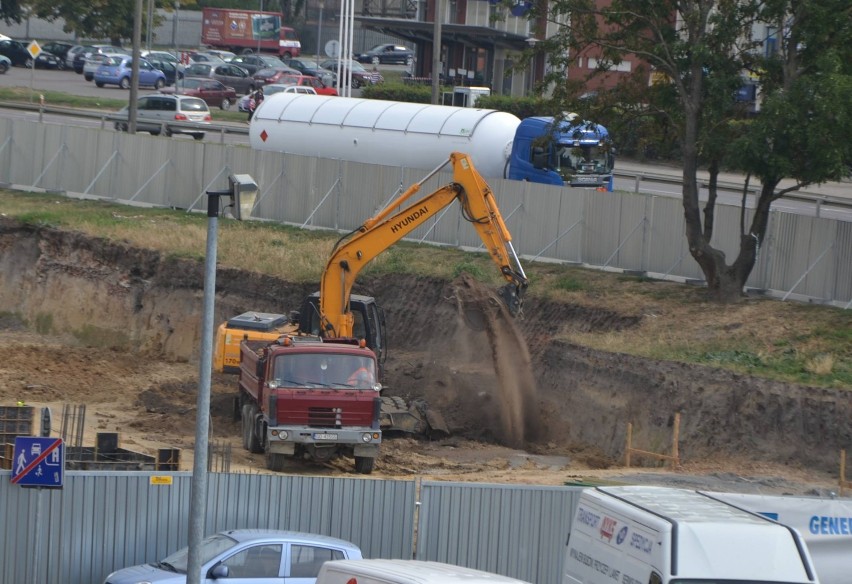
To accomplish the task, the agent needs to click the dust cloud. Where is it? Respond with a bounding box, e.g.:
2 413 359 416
449 273 540 448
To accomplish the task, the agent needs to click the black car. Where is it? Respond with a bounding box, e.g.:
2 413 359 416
41 41 74 67
356 43 414 65
0 39 35 67
147 57 181 85
282 57 336 86
228 54 285 76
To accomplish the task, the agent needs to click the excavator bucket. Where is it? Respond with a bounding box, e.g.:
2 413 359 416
497 283 523 317
379 396 450 438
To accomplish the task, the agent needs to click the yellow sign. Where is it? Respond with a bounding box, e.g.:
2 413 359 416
149 475 174 486
27 40 42 59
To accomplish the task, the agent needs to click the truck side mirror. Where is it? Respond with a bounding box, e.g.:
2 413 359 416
532 147 548 170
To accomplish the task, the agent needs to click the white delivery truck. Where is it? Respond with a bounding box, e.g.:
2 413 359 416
317 559 532 584
564 486 820 584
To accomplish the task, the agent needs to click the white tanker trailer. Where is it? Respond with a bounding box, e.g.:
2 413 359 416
249 94 615 190
249 93 521 179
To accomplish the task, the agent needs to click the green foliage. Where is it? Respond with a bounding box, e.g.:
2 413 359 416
474 95 554 119
27 0 164 43
452 261 486 281
554 275 585 292
360 82 439 104
536 0 852 299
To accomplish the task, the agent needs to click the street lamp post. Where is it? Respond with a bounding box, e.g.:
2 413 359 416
317 0 325 61
184 174 257 584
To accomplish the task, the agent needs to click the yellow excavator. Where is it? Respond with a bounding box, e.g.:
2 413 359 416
214 152 528 435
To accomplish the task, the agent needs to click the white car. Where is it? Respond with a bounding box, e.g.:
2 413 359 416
103 529 362 584
238 83 317 112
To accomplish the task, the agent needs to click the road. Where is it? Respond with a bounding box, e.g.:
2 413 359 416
2 65 850 220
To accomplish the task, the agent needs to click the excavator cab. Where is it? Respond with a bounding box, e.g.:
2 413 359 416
297 292 387 374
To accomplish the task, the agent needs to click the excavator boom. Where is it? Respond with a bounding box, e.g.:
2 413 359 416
320 152 528 339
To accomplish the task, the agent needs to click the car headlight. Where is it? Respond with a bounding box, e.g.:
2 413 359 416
361 433 372 443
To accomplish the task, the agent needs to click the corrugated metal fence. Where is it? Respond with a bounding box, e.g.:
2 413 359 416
0 471 581 584
0 117 849 306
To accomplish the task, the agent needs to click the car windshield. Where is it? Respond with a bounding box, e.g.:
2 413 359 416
158 533 238 572
260 56 283 66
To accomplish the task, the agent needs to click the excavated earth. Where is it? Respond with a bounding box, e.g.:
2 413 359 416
0 218 848 494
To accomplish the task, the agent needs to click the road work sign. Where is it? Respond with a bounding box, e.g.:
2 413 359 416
11 437 64 488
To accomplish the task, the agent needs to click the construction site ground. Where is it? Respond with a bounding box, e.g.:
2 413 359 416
0 220 848 497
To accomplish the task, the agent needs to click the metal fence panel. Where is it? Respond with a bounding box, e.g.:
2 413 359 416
0 471 416 584
417 482 581 584
0 118 848 305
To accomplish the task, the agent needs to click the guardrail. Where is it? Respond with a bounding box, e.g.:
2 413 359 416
3 99 849 213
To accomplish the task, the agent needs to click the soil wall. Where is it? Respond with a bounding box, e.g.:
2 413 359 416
1 218 848 472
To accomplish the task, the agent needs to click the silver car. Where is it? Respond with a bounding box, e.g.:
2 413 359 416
103 529 363 584
114 94 211 140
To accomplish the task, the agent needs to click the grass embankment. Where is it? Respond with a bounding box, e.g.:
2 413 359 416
1 190 849 389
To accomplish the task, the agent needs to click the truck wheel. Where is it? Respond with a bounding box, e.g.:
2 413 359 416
266 451 287 472
354 456 375 474
241 404 252 450
246 405 263 453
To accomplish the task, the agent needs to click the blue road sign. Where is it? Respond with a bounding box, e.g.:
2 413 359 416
11 437 64 488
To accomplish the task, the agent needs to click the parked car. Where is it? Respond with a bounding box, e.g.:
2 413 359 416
275 73 338 96
142 50 184 75
0 54 10 74
202 49 236 61
251 66 303 87
94 56 167 89
64 44 87 69
237 83 317 111
183 62 256 94
356 43 414 65
146 56 181 86
82 48 129 80
41 41 74 68
73 44 125 73
114 94 210 140
282 57 336 86
229 54 286 75
32 50 64 69
186 51 226 66
102 529 363 584
163 77 237 109
320 58 371 88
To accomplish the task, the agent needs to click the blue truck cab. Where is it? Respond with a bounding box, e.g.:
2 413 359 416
507 115 615 191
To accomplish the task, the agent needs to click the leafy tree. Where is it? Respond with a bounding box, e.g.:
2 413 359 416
1 0 25 24
26 0 164 44
535 0 852 302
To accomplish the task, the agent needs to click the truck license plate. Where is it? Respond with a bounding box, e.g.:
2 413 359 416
313 433 338 440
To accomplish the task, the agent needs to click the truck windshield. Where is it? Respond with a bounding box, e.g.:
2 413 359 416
273 353 376 389
554 144 613 179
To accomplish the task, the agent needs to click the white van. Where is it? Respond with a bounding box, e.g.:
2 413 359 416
317 559 532 584
564 486 820 584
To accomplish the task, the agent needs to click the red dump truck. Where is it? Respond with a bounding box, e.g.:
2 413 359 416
238 335 382 474
201 7 302 58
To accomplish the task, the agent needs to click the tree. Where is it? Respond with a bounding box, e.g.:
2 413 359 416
1 0 25 24
535 0 852 302
26 0 163 44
